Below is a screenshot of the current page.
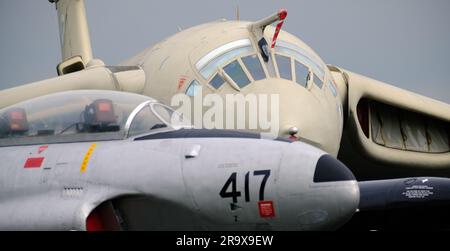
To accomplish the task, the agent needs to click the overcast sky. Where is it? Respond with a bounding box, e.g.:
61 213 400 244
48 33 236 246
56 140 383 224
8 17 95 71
0 0 449 103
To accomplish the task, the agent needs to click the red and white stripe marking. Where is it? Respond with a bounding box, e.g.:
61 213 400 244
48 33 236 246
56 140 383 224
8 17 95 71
271 9 288 48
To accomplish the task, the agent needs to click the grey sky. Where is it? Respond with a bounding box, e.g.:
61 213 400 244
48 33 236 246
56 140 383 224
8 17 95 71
1 0 449 103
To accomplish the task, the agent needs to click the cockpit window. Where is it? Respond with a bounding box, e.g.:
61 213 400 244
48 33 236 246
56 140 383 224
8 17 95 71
194 39 326 92
154 103 188 129
128 106 165 137
152 104 174 125
223 60 251 88
275 54 292 80
186 80 201 97
241 54 266 81
209 73 225 89
199 46 254 80
313 74 323 89
328 80 338 97
275 40 325 80
128 103 187 137
0 90 151 146
295 60 309 87
196 39 251 69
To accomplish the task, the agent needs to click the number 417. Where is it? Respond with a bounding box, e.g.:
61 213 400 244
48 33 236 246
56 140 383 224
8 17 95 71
219 170 271 203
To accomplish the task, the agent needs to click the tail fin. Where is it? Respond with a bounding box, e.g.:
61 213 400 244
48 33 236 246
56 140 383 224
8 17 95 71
49 0 93 74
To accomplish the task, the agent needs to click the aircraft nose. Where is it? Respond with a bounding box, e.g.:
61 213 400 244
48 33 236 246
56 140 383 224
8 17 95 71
308 154 359 229
277 143 359 230
241 78 341 154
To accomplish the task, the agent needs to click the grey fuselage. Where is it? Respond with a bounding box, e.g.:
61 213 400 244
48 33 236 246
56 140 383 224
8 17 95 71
0 129 358 230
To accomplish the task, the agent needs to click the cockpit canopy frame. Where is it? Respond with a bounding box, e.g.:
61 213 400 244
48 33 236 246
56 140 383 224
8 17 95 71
0 90 187 147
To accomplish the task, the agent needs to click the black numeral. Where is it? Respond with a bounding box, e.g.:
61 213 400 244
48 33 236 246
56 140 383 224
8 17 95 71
219 172 241 203
244 172 250 202
220 170 271 203
254 170 270 201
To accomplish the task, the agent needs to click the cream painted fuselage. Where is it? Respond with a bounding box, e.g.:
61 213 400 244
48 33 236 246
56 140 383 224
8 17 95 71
122 21 344 156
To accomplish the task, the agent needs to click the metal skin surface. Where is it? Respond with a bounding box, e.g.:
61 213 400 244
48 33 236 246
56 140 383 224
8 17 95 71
0 131 358 230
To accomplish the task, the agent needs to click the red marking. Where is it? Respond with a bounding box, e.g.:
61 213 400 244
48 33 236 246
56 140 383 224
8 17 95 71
278 9 288 20
271 9 287 48
24 157 44 168
178 76 188 90
38 145 48 154
86 208 105 231
98 102 112 112
271 22 285 48
258 201 275 218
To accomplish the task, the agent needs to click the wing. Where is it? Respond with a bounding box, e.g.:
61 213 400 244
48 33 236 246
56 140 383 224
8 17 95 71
341 177 450 230
329 66 450 180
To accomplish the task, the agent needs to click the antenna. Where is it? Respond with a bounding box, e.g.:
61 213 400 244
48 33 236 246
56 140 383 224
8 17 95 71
236 5 240 21
247 9 288 62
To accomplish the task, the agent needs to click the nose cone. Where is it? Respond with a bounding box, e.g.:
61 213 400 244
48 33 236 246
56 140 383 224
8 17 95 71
309 155 359 230
313 155 356 183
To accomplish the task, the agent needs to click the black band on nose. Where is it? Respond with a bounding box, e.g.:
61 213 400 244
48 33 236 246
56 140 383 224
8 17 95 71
313 155 355 183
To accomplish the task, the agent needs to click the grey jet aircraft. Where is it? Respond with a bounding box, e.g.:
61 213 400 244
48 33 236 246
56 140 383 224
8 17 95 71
0 90 360 230
2 90 450 230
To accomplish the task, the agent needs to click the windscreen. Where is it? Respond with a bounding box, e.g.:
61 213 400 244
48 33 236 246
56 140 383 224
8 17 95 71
0 90 149 146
